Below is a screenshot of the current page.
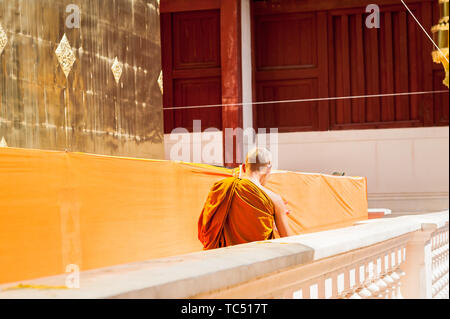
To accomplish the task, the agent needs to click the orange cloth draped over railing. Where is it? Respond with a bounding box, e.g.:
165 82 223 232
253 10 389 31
0 147 367 284
266 171 368 234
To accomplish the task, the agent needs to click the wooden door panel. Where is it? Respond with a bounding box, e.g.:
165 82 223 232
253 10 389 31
254 11 326 132
256 79 318 131
407 11 421 121
161 9 222 133
255 13 317 70
349 13 366 124
379 11 395 122
392 10 410 122
172 10 221 70
173 78 222 130
364 15 381 123
329 4 427 129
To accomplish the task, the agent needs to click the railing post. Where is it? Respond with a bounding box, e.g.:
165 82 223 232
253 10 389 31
401 223 437 299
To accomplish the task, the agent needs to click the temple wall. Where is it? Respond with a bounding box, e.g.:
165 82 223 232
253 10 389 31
0 0 164 159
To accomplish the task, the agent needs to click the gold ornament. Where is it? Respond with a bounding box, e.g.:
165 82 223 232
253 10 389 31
111 57 123 84
0 24 8 56
431 0 449 87
55 34 76 78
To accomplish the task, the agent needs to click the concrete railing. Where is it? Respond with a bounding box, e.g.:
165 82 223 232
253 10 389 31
0 211 448 299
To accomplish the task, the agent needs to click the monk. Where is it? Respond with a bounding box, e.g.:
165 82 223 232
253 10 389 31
198 147 295 250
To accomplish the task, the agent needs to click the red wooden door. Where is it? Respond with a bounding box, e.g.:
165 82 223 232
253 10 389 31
252 0 448 133
161 9 222 133
253 11 329 132
327 3 439 130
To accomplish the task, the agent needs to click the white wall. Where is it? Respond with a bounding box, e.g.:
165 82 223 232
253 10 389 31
272 127 449 213
164 127 449 213
164 131 224 166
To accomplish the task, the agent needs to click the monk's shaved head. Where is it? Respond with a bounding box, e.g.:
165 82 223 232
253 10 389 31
245 147 272 173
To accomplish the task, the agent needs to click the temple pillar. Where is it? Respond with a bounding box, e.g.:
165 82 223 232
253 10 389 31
221 0 243 168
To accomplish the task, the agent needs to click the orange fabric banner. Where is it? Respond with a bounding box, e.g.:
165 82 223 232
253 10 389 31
267 171 368 235
0 147 367 284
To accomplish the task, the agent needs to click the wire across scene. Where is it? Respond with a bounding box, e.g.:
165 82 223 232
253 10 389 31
162 90 449 111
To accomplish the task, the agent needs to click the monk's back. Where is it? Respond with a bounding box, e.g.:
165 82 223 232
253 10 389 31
198 177 276 249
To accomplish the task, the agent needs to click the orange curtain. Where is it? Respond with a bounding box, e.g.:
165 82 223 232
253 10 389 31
0 148 367 284
267 171 368 235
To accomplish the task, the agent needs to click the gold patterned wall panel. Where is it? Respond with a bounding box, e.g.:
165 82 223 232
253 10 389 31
0 0 164 159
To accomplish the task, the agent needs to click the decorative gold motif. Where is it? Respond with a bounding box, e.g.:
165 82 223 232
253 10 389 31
55 34 76 78
0 136 7 147
157 70 163 94
111 57 123 84
0 24 8 56
431 0 449 87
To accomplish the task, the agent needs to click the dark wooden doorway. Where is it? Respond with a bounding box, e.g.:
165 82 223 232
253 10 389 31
161 9 223 133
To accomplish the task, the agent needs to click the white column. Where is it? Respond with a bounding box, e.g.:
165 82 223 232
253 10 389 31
241 0 254 157
401 223 436 298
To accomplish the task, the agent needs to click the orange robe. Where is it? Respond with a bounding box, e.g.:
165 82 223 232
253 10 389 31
198 177 275 250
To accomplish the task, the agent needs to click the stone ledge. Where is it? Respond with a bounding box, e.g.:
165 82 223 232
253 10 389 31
0 211 447 299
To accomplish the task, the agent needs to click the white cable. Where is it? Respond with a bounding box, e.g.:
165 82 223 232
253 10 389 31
163 90 448 111
401 0 449 63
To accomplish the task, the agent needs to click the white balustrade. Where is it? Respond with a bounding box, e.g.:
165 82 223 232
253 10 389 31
431 225 449 299
0 211 447 299
288 243 408 299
